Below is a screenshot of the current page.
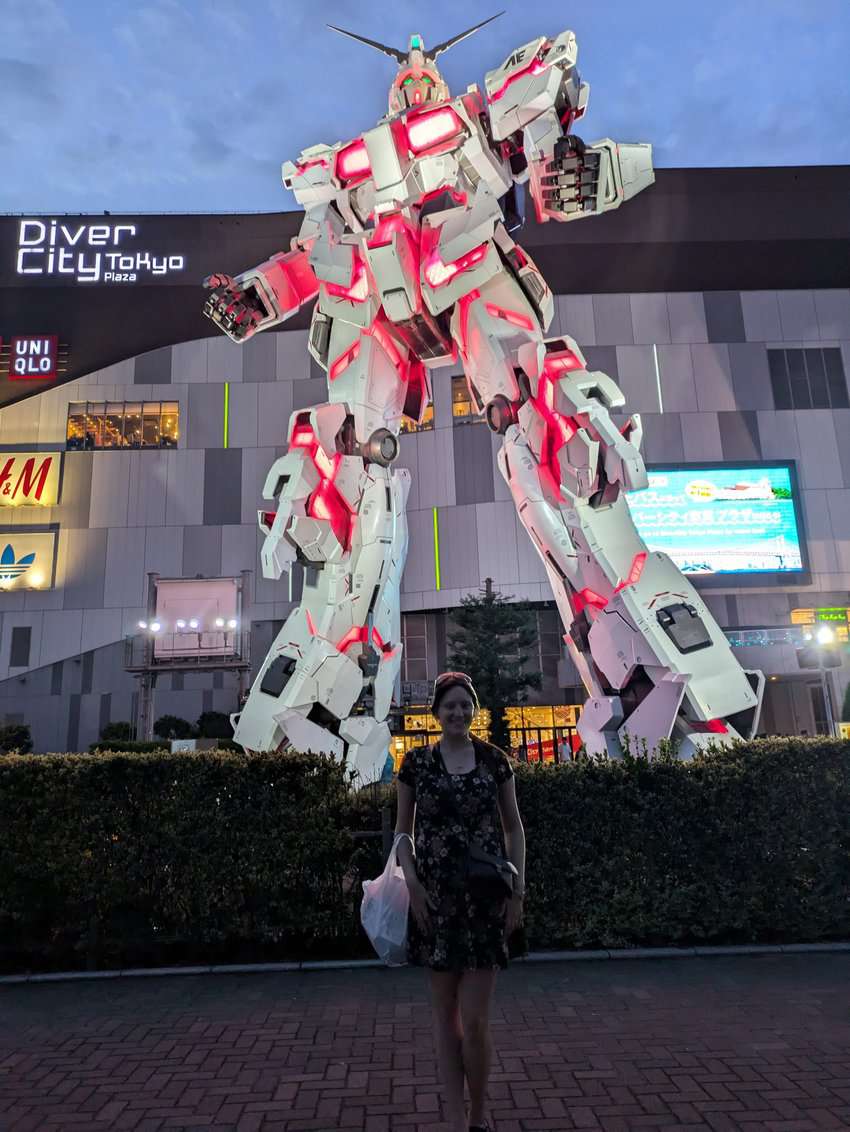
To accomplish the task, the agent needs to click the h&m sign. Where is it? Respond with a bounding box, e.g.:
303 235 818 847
0 452 61 507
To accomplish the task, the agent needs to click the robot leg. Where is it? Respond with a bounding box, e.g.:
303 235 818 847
234 315 413 785
493 333 763 758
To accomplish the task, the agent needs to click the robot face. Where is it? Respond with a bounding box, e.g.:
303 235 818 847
390 67 450 112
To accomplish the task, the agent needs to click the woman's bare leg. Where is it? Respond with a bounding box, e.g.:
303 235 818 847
429 970 467 1131
459 969 497 1128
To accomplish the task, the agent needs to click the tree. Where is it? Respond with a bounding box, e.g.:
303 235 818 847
446 578 542 752
0 723 33 754
153 714 195 740
100 721 133 742
196 710 234 739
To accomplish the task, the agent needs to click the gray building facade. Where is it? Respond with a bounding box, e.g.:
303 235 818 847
1 167 849 749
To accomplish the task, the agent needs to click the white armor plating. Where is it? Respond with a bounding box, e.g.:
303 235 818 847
203 19 762 779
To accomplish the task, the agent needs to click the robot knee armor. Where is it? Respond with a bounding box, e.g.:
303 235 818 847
363 429 399 466
486 395 519 434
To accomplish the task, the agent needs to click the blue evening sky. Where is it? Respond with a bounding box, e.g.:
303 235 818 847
2 0 848 215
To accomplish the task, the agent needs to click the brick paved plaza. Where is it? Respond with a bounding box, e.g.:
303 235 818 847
2 953 849 1132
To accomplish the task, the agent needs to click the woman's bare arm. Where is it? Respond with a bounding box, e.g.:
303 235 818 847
498 777 526 895
395 779 420 887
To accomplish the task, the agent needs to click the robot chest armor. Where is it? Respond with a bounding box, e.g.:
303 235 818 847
335 98 479 205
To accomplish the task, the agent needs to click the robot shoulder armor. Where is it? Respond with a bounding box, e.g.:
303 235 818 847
484 30 578 100
282 143 336 192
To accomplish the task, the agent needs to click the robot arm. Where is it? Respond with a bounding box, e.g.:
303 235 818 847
484 30 654 224
203 247 318 342
202 143 339 343
530 135 654 225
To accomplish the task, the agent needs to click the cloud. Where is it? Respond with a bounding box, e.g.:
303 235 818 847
0 58 59 109
0 0 848 214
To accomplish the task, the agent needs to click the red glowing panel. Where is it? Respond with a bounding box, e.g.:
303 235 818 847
368 213 412 248
295 156 329 173
308 482 352 548
305 609 317 635
261 511 276 529
418 187 467 209
489 54 551 103
329 339 361 381
324 255 369 303
406 106 463 153
336 139 371 182
313 446 336 480
579 587 608 609
484 302 534 330
291 425 315 447
367 319 404 372
614 552 648 594
545 351 583 373
423 240 489 289
336 626 364 653
691 719 728 734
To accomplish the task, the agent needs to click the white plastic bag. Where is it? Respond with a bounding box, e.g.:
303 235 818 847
360 832 413 966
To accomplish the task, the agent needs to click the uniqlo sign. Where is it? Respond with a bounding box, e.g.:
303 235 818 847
7 336 58 380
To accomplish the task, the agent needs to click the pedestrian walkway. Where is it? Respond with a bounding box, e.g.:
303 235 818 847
2 953 849 1131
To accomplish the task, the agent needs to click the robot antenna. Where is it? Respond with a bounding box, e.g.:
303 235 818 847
326 24 408 64
429 12 505 59
327 12 504 63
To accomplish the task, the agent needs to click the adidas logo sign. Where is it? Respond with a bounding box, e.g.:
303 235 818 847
0 544 36 582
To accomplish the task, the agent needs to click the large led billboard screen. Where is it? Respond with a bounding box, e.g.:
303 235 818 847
625 462 807 582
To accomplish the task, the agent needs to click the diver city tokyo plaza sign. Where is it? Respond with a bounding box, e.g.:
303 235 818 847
14 220 186 284
0 453 61 507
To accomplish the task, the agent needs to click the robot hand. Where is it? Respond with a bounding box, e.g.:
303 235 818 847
538 135 602 221
203 272 269 342
257 449 321 580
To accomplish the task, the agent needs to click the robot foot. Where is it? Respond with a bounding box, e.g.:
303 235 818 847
576 690 746 761
232 704 391 786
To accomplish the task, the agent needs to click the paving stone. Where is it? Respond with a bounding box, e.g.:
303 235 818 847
2 954 849 1130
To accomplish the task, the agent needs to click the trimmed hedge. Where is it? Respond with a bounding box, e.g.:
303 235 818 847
0 739 848 974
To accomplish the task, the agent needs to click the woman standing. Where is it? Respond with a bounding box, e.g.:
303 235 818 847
395 672 528 1132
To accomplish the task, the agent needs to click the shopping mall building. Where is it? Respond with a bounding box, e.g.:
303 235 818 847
1 164 849 758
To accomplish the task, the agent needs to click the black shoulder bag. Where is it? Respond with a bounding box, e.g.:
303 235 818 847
433 742 518 901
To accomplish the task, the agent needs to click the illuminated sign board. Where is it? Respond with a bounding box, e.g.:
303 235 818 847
626 464 805 577
8 336 58 380
14 219 186 285
791 607 850 630
0 452 61 506
0 530 56 590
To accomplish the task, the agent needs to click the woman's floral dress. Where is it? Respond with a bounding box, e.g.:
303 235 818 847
397 736 528 972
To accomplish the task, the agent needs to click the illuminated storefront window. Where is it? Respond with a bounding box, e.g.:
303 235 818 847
505 704 581 763
66 401 180 450
391 709 492 769
399 401 435 433
388 702 583 770
451 375 485 423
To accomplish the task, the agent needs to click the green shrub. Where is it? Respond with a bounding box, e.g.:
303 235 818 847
89 741 169 754
99 722 134 742
153 715 195 740
196 711 234 739
0 738 847 974
0 723 33 755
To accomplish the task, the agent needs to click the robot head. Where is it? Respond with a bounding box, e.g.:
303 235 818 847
327 15 503 115
389 39 451 112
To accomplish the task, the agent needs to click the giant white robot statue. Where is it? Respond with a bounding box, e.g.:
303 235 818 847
204 16 763 781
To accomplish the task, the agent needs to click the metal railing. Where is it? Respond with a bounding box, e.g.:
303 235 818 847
124 630 252 673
